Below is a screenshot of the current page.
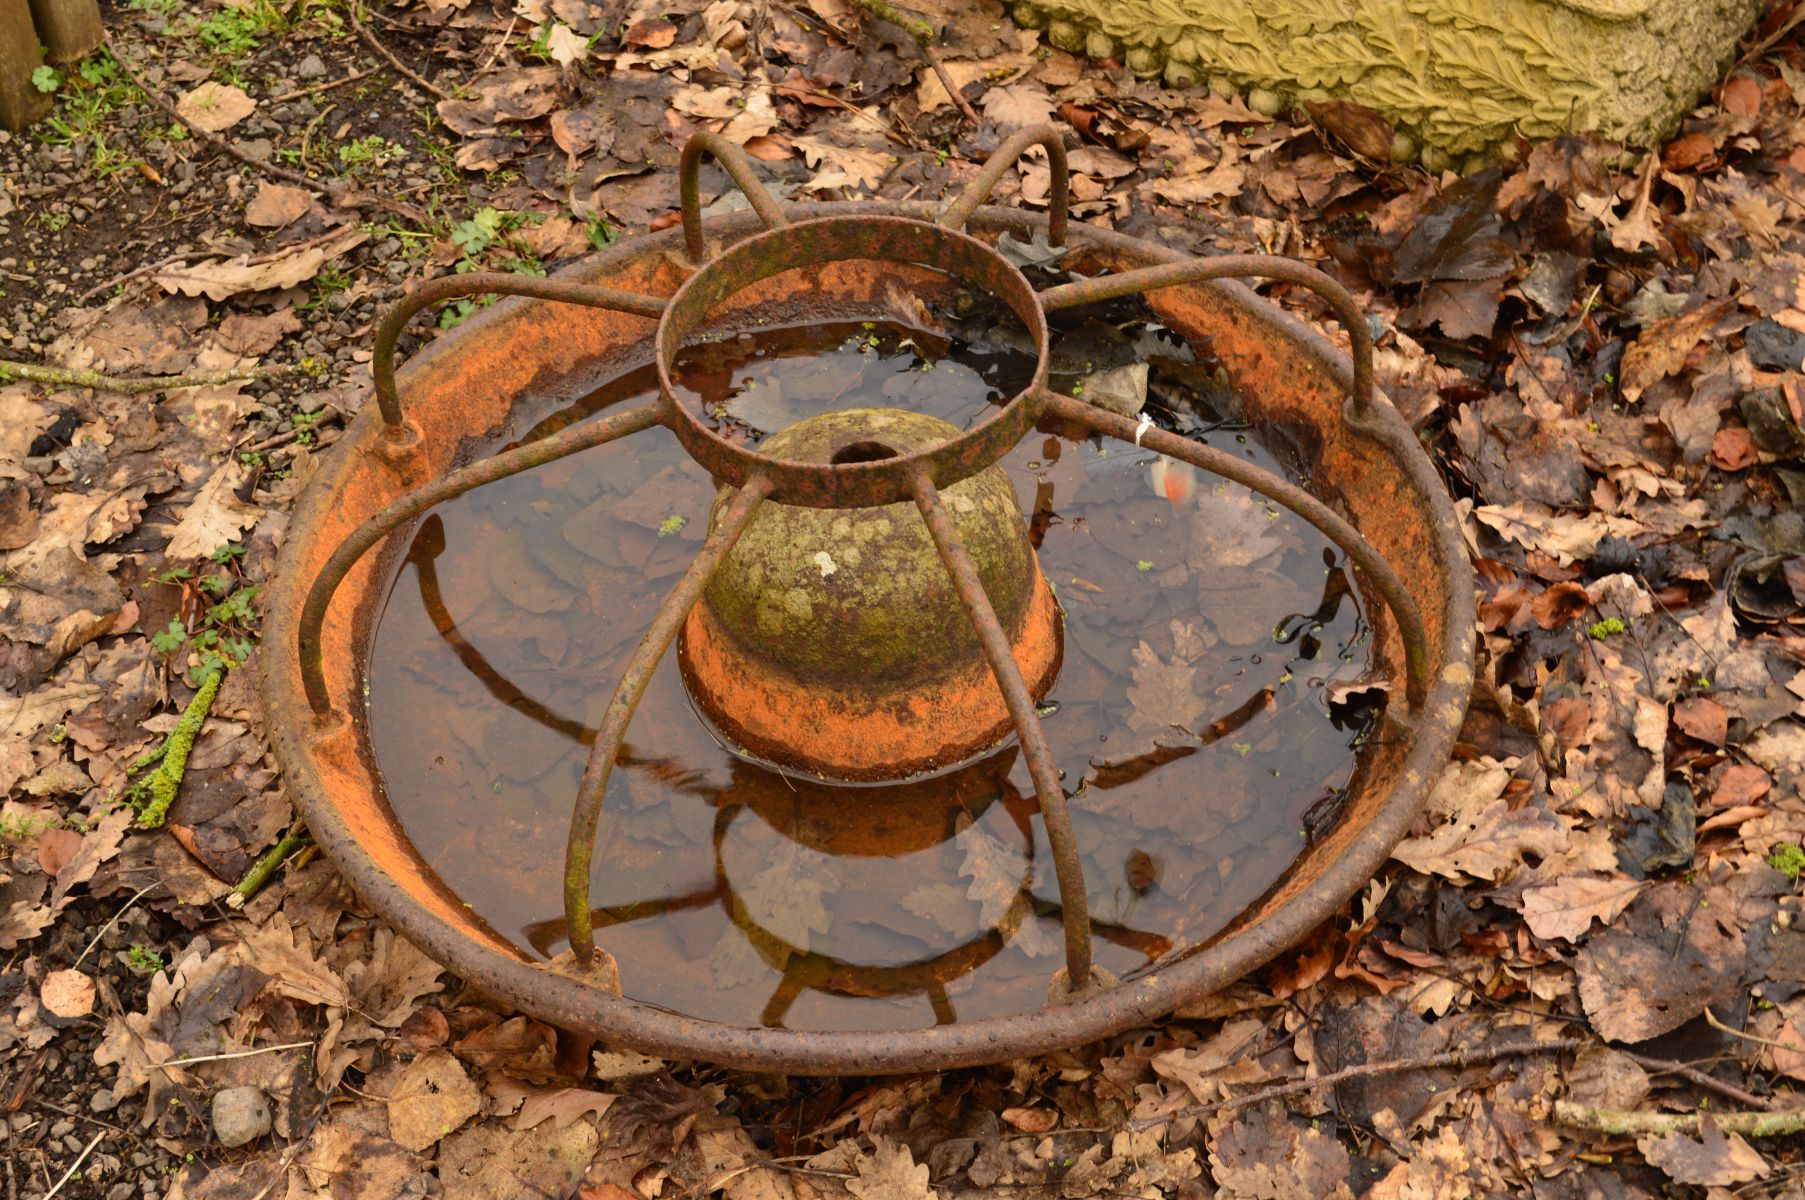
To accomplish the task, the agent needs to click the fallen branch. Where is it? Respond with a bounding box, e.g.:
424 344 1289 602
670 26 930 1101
1553 1099 1805 1139
1127 1037 1588 1130
348 0 448 100
850 0 981 127
0 358 311 395
125 665 224 828
227 827 313 909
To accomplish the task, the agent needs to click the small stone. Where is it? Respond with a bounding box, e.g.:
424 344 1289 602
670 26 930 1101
297 54 328 79
90 1088 118 1114
211 1086 271 1148
107 1184 133 1200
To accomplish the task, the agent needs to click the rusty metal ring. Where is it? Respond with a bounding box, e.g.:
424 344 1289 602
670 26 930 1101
655 214 1051 509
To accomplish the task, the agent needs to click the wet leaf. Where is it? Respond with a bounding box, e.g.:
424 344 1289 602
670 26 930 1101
1210 1102 1354 1200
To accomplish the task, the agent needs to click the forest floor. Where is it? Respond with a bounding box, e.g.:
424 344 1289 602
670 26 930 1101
5 0 1805 1197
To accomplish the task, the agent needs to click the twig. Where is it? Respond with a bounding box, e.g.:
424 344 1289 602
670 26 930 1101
1706 1006 1805 1057
0 359 309 396
227 827 313 910
348 0 448 100
1126 1037 1587 1130
42 1131 104 1200
1554 1099 1805 1138
124 665 224 826
105 37 325 194
267 66 379 105
478 15 519 75
849 0 980 126
1626 1050 1780 1112
151 1040 315 1071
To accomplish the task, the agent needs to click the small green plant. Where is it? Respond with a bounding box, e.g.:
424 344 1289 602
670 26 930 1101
303 266 350 316
126 944 167 975
338 134 404 171
191 0 287 56
291 408 324 446
1587 617 1626 640
1771 844 1805 880
657 514 687 538
32 66 62 93
585 215 616 249
0 811 57 842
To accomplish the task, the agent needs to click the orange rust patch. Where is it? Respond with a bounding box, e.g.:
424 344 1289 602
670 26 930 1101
679 569 1063 781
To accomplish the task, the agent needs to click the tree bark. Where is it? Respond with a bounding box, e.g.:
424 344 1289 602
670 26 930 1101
29 0 103 63
0 0 51 132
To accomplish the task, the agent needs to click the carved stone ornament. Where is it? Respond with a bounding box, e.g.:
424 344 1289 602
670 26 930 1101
1008 0 1764 167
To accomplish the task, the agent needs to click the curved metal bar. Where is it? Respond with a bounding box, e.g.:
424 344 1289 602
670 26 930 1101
1041 390 1430 708
1038 254 1376 419
939 123 1069 247
564 473 775 966
298 402 665 714
908 463 1093 992
679 131 791 262
372 273 668 427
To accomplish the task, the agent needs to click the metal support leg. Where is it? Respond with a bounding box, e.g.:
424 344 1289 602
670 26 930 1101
909 464 1095 993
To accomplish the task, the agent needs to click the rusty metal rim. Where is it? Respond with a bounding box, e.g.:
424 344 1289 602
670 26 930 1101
263 198 1475 1074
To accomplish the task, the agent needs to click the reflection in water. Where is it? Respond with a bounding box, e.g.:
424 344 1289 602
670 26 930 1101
365 323 1379 1031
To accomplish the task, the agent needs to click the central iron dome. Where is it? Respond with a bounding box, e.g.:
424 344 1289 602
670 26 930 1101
678 408 1064 781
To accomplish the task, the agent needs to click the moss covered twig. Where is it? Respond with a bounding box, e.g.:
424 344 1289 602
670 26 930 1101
850 0 981 126
227 826 313 910
0 358 308 396
125 665 223 828
1553 1099 1805 1138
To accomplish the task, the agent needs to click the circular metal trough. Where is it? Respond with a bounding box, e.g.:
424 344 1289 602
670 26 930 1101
264 128 1476 1074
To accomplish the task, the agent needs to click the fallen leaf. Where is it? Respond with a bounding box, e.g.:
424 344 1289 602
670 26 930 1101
385 1050 482 1151
176 82 256 132
165 462 266 561
1520 875 1643 942
545 22 588 66
1639 1118 1768 1186
438 1114 600 1200
1392 759 1567 883
244 182 311 228
513 1086 618 1130
1673 697 1728 746
1576 882 1746 1043
847 1135 933 1200
980 83 1057 132
1210 1102 1355 1200
1618 298 1737 402
155 225 366 302
39 968 95 1017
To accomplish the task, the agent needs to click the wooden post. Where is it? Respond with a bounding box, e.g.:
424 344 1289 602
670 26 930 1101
29 0 102 63
0 0 51 133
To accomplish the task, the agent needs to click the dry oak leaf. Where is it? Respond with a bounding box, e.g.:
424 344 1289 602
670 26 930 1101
385 1050 482 1152
1391 758 1567 883
513 1086 618 1130
1474 501 1641 566
165 461 265 561
1638 1118 1769 1186
155 225 365 302
1153 143 1245 206
847 1135 934 1200
791 135 894 194
1618 297 1737 403
1519 874 1643 942
175 81 256 132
